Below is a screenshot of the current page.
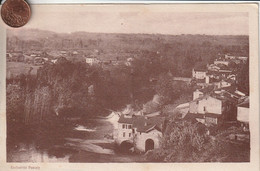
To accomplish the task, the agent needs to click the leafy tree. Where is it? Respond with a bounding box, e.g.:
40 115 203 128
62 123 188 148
155 74 187 104
237 59 249 95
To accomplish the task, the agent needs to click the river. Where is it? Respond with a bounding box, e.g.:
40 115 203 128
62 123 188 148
7 119 146 162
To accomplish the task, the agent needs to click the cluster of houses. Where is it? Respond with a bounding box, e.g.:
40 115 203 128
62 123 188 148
181 86 249 126
85 56 134 67
113 54 249 153
192 54 247 88
114 87 249 153
7 49 134 68
6 50 88 65
7 51 58 65
180 54 249 127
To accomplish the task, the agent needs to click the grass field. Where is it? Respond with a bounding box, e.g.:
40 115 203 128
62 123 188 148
7 62 41 79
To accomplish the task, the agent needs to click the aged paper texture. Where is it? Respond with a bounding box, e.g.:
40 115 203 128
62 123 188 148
0 3 259 171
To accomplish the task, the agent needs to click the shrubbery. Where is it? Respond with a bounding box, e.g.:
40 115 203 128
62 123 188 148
146 120 250 162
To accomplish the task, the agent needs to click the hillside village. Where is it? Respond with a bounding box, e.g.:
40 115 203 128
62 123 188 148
6 31 250 162
6 47 250 155
109 54 249 153
6 49 135 78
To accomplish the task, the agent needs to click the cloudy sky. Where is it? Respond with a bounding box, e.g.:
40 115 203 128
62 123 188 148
23 5 248 35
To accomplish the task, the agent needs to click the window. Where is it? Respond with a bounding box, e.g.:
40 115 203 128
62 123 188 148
132 129 135 134
123 132 125 137
129 133 131 137
128 125 132 129
204 107 206 111
122 124 125 129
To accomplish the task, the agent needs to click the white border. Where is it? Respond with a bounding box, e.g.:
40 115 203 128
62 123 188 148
0 3 259 171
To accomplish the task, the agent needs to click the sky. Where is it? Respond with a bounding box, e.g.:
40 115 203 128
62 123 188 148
23 5 249 35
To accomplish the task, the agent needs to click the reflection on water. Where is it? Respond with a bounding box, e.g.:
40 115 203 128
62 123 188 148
8 119 115 162
7 119 144 162
8 143 70 162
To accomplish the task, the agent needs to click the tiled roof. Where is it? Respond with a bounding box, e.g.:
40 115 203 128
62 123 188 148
199 86 215 94
191 93 238 105
190 95 209 103
237 98 249 108
216 63 229 70
212 93 238 103
205 113 222 118
193 113 205 119
118 114 165 133
194 68 207 72
183 113 204 123
118 115 134 124
144 111 161 117
132 116 165 133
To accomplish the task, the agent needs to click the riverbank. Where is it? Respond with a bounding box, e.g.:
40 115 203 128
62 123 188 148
7 119 147 162
65 138 115 155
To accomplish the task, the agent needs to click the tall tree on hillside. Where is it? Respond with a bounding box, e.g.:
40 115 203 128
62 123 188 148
237 59 249 95
155 74 185 104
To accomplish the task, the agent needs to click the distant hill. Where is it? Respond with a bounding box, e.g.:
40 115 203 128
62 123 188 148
7 29 58 41
7 29 249 77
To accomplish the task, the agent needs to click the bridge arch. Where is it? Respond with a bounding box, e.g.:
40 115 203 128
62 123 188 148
119 140 133 153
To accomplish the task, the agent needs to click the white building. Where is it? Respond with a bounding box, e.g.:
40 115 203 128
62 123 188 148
86 57 99 65
237 98 249 123
116 115 134 144
193 89 204 100
189 95 222 115
192 68 207 79
224 54 248 63
216 80 232 89
134 127 162 152
214 60 229 66
115 114 165 152
51 59 58 64
188 95 233 125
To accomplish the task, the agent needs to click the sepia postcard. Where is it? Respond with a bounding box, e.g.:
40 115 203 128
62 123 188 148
0 3 259 171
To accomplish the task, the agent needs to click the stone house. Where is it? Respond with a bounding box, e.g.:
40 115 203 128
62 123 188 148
115 114 165 152
189 95 223 115
116 114 134 144
188 94 235 125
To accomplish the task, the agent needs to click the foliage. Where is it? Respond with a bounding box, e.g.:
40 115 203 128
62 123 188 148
7 30 249 78
146 120 250 162
162 121 208 162
6 31 250 159
155 74 189 104
237 59 249 95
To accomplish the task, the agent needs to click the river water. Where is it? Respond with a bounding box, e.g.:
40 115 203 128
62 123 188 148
7 119 145 163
